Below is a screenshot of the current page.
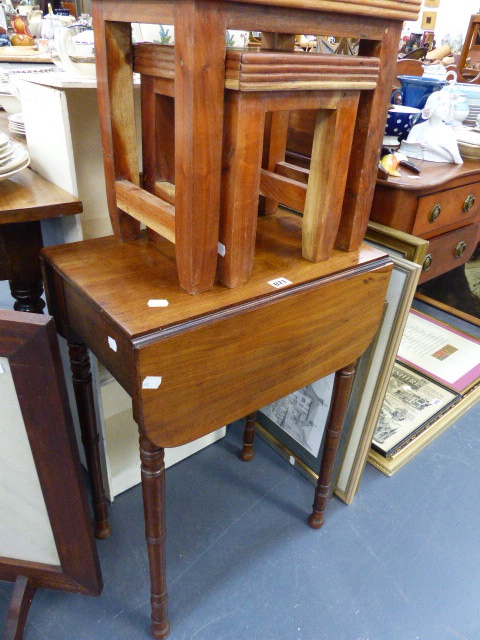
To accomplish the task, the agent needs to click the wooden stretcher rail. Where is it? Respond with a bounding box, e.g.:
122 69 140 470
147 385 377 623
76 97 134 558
115 180 175 243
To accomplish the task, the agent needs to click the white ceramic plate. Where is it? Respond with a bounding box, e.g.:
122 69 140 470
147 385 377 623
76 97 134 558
0 158 29 181
0 146 14 163
0 132 9 148
7 112 24 125
0 143 29 174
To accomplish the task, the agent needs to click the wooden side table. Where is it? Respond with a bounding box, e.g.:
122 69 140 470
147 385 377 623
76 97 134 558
0 168 82 313
42 210 392 638
370 158 480 283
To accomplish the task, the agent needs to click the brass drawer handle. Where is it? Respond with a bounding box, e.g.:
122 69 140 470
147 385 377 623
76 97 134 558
455 241 467 258
463 194 475 212
423 254 433 271
429 204 441 223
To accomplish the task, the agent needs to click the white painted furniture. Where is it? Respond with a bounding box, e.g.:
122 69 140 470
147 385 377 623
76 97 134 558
10 70 225 500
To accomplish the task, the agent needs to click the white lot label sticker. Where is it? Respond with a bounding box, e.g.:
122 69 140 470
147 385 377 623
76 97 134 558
148 299 169 308
218 242 226 257
268 277 292 289
107 336 117 352
142 376 162 389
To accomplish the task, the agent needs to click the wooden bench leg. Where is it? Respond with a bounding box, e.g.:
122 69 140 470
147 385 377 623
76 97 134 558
240 411 257 462
4 576 36 640
139 435 169 639
68 341 111 539
218 91 266 288
302 94 359 262
309 361 356 529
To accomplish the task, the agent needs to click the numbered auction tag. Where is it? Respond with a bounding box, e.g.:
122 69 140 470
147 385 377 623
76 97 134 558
268 277 292 289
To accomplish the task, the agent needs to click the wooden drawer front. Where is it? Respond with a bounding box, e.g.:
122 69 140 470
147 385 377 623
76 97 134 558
414 183 480 237
419 222 479 284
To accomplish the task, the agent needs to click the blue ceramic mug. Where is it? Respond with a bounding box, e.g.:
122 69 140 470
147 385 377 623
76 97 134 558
392 75 445 110
384 105 422 140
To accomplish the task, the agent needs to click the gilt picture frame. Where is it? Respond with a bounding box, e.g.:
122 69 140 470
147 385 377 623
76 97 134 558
257 242 422 504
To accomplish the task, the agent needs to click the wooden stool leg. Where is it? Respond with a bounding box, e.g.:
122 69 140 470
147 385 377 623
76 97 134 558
139 435 169 640
218 91 265 288
4 576 36 640
240 411 257 462
68 341 111 539
259 33 295 217
302 94 359 262
309 362 356 529
335 25 401 252
173 1 226 293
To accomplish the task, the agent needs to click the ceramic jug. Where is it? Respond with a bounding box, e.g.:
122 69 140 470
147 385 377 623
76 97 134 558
54 26 96 79
392 75 445 110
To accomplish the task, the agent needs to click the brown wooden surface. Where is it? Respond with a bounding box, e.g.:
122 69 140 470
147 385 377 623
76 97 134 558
370 158 480 237
93 0 418 295
418 223 479 284
0 310 102 596
42 209 391 448
0 168 82 224
0 168 82 313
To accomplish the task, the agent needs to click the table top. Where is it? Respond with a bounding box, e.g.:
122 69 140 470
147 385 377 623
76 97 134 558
0 168 82 224
377 157 480 193
42 209 389 340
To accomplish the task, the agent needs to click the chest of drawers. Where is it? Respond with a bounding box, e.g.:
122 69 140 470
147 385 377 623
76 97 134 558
370 158 480 283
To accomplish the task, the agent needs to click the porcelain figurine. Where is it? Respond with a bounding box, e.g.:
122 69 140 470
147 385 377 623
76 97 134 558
399 91 463 164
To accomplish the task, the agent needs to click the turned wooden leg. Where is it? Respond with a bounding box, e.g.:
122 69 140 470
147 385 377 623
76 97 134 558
3 221 45 314
309 362 356 529
240 411 257 462
139 435 169 639
68 341 111 539
4 576 36 640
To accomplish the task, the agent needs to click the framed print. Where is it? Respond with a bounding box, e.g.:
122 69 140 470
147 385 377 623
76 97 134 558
334 254 421 503
257 250 422 505
424 0 440 7
397 309 480 394
421 11 437 30
368 382 480 475
366 222 429 266
371 361 459 457
0 310 102 637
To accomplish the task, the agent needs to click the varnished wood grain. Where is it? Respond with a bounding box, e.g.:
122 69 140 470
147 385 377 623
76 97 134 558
0 169 82 224
41 210 392 448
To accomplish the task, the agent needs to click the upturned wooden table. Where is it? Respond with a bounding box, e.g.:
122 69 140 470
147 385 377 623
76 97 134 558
0 168 82 313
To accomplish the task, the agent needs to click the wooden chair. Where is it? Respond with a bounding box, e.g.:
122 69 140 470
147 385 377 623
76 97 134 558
133 44 380 287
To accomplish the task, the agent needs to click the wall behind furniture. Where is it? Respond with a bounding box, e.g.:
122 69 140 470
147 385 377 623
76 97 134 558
405 0 479 47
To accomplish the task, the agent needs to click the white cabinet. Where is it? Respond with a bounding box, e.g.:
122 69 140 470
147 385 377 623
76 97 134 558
15 72 225 501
